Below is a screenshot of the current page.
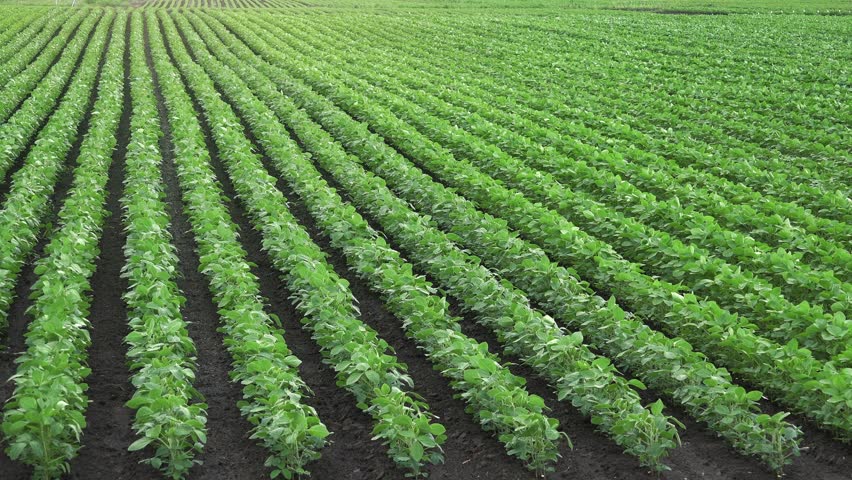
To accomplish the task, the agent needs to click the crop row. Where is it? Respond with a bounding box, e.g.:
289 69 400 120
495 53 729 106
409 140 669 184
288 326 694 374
159 7 449 474
473 13 842 128
197 9 803 469
266 18 851 361
1 10 124 477
0 11 30 50
145 10 329 479
512 16 842 143
142 0 297 7
198 9 802 469
0 8 73 88
0 9 107 340
122 12 207 478
0 6 844 479
0 9 56 65
320 14 852 253
406 14 851 210
184 10 687 471
336 13 852 236
0 9 82 124
0 8 47 60
178 11 571 473
214 11 852 441
298 16 851 313
155 9 448 476
0 10 95 185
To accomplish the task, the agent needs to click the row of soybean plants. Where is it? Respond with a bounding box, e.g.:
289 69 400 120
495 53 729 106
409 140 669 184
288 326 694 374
0 8 107 339
161 11 564 475
422 13 850 204
212 8 852 449
0 8 75 103
277 16 851 431
263 13 851 362
522 14 851 215
0 9 93 183
158 7 578 475
1 9 319 479
347 12 851 238
526 13 852 217
543 13 852 187
153 7 460 477
266 0 316 7
195 9 802 471
121 11 205 478
493 14 848 170
279 17 852 359
250 10 847 368
175 8 568 473
0 7 49 58
146 7 330 479
299 14 852 312
143 0 271 7
180 8 679 472
473 12 840 132
324 13 852 249
1 10 101 128
1 9 125 478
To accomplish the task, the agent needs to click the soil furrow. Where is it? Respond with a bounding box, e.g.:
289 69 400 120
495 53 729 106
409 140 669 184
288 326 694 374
0 14 112 389
2 7 849 480
309 94 852 480
302 142 665 480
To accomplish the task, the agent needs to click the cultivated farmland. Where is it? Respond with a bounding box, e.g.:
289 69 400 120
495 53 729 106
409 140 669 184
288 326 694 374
0 1 849 479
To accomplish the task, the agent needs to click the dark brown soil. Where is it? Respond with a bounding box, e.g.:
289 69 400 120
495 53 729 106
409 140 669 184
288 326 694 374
160 12 415 479
303 138 850 480
201 152 409 480
178 18 852 477
0 14 137 480
0 89 94 480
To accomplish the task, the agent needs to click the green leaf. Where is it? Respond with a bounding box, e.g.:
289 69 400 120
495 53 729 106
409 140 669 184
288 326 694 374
308 424 331 439
128 437 154 452
410 441 424 462
628 379 647 391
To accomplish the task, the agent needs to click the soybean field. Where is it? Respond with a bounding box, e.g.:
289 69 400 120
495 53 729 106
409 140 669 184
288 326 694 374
0 1 849 479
